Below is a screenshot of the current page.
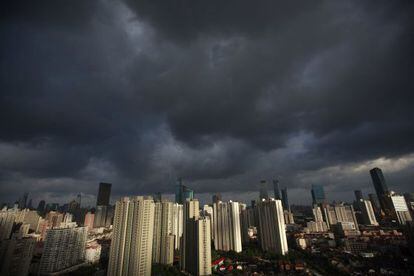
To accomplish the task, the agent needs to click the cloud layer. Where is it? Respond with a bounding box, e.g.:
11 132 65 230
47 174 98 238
1 0 413 205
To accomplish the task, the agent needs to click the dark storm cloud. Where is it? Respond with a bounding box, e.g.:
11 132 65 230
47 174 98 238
0 0 413 204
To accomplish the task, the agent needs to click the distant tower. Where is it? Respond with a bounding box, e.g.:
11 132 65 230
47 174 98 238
369 168 391 214
273 179 281 200
76 194 82 207
212 193 222 204
175 178 194 204
311 184 326 205
259 180 269 200
281 187 290 211
354 190 363 202
96 183 111 206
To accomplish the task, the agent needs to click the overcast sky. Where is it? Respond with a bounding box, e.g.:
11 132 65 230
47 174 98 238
1 0 413 207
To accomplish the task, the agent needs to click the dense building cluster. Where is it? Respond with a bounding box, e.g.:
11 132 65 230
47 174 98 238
0 168 413 275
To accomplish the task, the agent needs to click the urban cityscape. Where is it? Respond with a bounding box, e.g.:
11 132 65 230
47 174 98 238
0 167 413 275
2 0 414 275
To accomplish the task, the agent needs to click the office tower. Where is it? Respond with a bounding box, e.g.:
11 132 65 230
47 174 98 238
256 199 288 255
212 194 222 204
175 178 194 204
181 199 199 271
0 236 36 276
185 217 212 276
259 180 269 200
96 182 112 206
369 167 391 214
0 210 16 240
311 184 326 205
281 187 290 211
152 201 174 265
39 226 87 274
84 212 95 229
354 190 363 202
37 200 46 214
213 201 242 252
108 196 155 276
390 195 413 225
360 200 379 226
172 203 183 250
273 179 281 200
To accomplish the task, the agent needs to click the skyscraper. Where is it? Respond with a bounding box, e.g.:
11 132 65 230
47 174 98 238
311 184 326 205
175 178 194 204
108 196 155 276
181 199 199 271
96 182 112 206
369 167 390 214
213 201 242 252
152 201 174 265
360 200 379 226
185 217 212 276
172 203 183 251
273 179 281 200
37 200 46 214
256 199 288 255
259 180 269 200
212 193 222 204
281 187 290 211
354 190 363 202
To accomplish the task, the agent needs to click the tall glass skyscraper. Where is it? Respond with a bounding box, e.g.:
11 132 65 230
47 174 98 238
281 187 290 211
96 182 112 206
311 184 326 205
175 178 194 204
369 167 391 214
273 179 281 200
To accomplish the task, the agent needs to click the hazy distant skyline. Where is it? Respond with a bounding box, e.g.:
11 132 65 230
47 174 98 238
1 1 413 205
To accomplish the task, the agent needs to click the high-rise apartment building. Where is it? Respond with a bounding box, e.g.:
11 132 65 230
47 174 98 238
172 203 183 251
213 201 242 252
256 199 288 255
96 182 112 206
185 217 212 276
39 226 87 274
360 200 379 226
181 199 199 271
152 201 174 265
0 236 36 276
108 196 155 276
